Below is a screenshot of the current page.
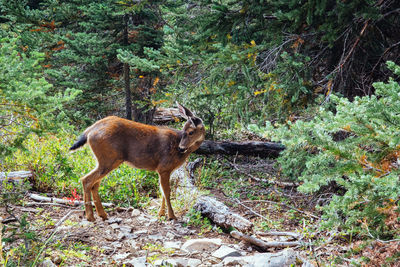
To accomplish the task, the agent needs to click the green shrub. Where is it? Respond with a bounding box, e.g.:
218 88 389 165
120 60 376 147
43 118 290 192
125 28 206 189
252 61 400 239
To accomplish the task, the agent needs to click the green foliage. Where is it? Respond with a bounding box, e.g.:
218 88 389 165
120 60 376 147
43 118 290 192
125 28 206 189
0 37 78 157
253 62 400 238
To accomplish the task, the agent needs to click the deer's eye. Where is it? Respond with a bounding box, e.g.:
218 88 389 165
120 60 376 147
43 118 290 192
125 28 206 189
189 131 194 135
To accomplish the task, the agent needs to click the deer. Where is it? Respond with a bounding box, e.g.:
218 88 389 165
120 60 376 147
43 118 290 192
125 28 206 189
69 103 205 222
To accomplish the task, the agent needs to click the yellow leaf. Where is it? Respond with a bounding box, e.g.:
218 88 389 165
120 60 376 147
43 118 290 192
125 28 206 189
250 40 256 47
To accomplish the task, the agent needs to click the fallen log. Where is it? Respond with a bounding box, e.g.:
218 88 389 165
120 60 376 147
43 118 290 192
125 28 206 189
28 193 114 207
193 196 253 232
172 159 253 233
195 140 285 158
0 170 32 183
230 230 306 249
153 107 184 124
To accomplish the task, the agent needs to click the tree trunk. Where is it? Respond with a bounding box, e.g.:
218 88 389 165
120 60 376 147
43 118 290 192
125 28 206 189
123 14 132 120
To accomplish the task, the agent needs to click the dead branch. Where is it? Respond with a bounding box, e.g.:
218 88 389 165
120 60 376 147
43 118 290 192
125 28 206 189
230 230 306 249
28 193 114 207
257 231 301 240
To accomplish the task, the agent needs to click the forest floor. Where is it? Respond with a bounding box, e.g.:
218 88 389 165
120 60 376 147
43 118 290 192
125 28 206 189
1 156 369 266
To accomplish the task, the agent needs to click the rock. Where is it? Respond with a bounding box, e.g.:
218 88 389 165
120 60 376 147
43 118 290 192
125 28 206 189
211 245 241 259
113 252 131 262
164 241 182 250
107 217 123 224
148 234 163 241
166 232 175 240
110 223 120 230
78 220 93 227
41 259 56 267
181 238 222 253
117 231 126 241
110 241 123 249
134 229 148 236
154 257 201 267
120 225 133 233
221 248 297 267
124 256 147 267
131 209 141 217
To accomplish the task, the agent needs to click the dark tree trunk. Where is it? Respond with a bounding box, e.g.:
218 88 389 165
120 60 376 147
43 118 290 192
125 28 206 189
123 14 132 120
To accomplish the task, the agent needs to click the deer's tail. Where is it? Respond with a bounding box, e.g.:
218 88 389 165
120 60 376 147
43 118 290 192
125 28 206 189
69 133 87 151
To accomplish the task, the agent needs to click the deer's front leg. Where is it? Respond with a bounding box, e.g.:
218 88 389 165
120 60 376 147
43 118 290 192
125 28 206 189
158 171 176 220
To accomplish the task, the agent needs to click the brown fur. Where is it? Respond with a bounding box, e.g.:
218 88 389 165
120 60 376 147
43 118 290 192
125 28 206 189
70 105 205 221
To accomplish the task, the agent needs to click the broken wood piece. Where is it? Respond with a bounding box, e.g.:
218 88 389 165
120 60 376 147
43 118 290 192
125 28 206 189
0 170 32 183
28 193 114 207
153 107 184 124
193 196 253 232
230 230 305 249
195 140 285 158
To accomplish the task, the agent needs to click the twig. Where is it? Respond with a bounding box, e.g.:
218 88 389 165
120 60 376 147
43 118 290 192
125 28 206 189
232 198 269 221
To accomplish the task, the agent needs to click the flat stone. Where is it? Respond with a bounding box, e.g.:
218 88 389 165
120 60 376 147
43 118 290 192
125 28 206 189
154 257 201 267
211 245 241 259
107 217 123 224
124 256 147 267
79 220 93 227
148 234 163 241
110 241 123 249
164 241 182 250
110 223 120 230
221 248 297 267
113 252 131 262
166 232 175 240
117 232 126 241
131 209 141 217
119 225 133 233
181 238 222 253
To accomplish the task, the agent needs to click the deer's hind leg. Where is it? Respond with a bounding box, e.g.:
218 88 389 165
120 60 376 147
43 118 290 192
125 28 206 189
81 160 122 221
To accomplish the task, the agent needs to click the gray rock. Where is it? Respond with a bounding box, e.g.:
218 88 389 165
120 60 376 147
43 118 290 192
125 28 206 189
78 220 93 227
164 241 182 250
211 245 241 259
101 245 114 255
107 217 123 224
120 225 133 233
110 223 120 230
154 257 201 267
131 209 141 217
166 232 175 240
111 241 123 249
181 238 222 253
134 229 148 235
148 234 163 241
221 248 297 267
124 256 147 267
113 252 131 262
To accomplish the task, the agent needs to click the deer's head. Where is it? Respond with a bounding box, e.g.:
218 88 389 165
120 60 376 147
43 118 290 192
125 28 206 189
177 103 205 153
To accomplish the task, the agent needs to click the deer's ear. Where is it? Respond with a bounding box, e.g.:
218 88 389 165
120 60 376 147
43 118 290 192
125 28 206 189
191 117 203 127
176 102 194 118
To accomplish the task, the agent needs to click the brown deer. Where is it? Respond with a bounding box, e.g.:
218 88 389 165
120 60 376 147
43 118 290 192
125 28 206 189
69 103 205 221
